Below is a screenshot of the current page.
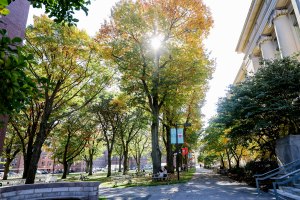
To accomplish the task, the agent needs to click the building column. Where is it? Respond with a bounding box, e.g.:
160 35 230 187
272 9 299 57
291 0 300 27
259 36 276 60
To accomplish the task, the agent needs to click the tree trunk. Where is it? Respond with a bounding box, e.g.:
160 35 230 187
137 153 141 172
107 150 112 177
220 155 225 168
25 140 43 183
85 160 90 173
151 106 161 174
225 149 232 169
25 106 52 184
66 161 72 175
2 158 11 180
236 158 240 168
165 125 174 173
62 161 68 179
118 155 122 172
123 150 128 175
88 152 93 176
52 157 56 173
22 136 34 179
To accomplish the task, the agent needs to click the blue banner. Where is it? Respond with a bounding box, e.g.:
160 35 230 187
171 128 176 144
170 128 184 144
177 128 184 144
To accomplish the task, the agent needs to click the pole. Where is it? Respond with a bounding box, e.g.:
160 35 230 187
176 124 180 180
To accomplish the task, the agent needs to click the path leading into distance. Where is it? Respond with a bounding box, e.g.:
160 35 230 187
98 166 274 200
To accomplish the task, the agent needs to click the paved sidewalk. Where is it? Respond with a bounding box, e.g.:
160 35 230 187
98 167 274 200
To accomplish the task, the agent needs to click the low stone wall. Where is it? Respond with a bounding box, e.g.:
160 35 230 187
0 182 100 200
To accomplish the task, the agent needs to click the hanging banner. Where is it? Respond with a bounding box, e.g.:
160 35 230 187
177 128 184 143
171 128 176 144
170 128 184 144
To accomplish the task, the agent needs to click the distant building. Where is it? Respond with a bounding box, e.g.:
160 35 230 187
235 0 300 83
2 149 150 173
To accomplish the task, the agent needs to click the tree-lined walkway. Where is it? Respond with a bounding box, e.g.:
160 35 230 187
98 166 273 199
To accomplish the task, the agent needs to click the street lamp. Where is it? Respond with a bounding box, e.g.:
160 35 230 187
175 122 191 180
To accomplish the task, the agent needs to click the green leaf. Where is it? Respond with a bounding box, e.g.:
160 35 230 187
0 28 7 36
0 0 9 6
72 18 79 23
26 54 34 60
0 7 10 15
11 37 22 43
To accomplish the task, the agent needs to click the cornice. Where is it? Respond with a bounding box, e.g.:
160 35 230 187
236 0 264 53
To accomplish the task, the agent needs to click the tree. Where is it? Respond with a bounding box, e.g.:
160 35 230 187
0 0 92 154
22 15 109 183
9 100 44 179
202 120 228 167
130 130 151 172
216 57 300 160
53 112 91 179
92 95 121 177
118 107 147 174
113 139 124 172
96 0 213 173
161 88 205 172
0 30 36 153
82 128 103 176
1 124 21 180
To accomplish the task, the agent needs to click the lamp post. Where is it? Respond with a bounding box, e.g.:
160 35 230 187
175 122 191 180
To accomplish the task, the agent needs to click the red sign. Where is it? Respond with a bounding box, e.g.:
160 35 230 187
181 147 188 156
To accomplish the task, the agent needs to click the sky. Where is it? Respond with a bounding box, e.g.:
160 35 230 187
28 0 252 125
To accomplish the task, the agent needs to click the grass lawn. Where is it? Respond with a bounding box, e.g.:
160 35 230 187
61 168 196 188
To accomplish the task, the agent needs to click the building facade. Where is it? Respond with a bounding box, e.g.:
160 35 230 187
234 0 300 83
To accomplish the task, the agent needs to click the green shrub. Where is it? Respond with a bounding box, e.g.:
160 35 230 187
244 160 278 188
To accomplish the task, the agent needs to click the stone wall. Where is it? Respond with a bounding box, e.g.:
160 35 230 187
0 182 100 200
276 135 300 165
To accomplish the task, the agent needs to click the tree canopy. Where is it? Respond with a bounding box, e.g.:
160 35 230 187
1 0 90 25
96 0 213 173
21 15 110 183
212 57 300 160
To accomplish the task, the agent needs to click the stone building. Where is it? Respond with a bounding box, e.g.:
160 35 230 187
234 0 300 165
234 0 300 84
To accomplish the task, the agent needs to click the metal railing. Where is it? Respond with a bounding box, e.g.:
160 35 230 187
271 169 300 200
255 159 300 193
